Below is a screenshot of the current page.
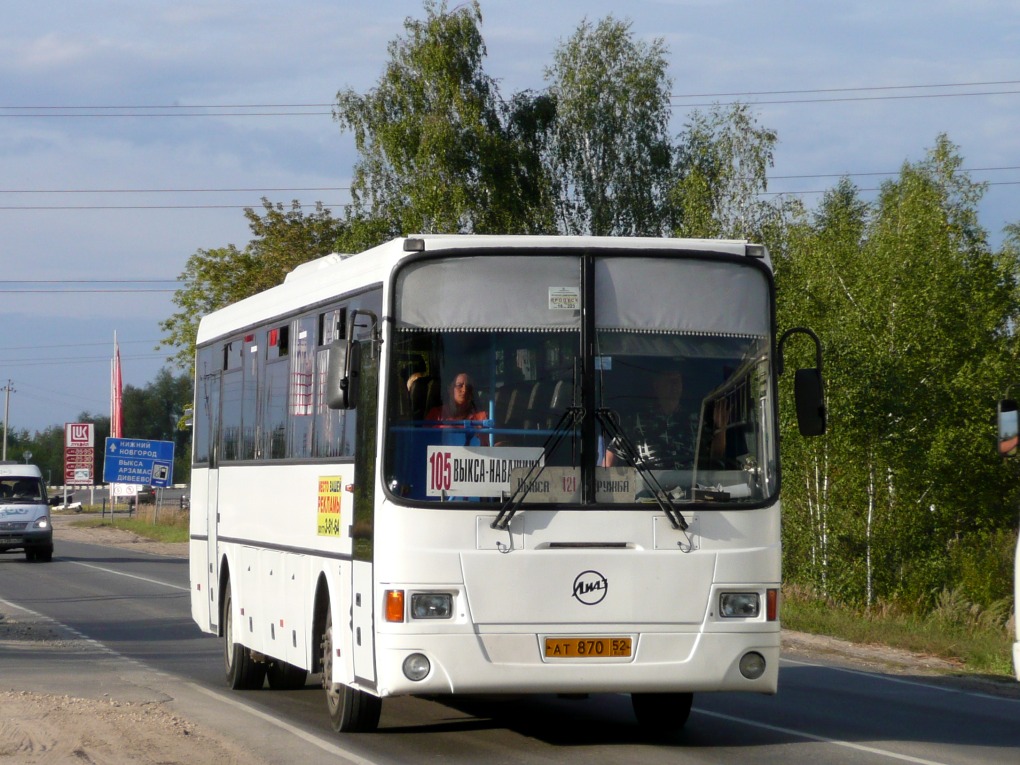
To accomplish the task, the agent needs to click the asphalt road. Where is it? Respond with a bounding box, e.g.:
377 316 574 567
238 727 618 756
1 536 1017 765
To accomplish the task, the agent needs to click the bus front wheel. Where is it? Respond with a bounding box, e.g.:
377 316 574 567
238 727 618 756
631 692 693 735
223 584 266 690
321 605 381 732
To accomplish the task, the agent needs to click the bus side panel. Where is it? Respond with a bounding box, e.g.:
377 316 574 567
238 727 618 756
352 560 377 685
239 545 262 653
260 548 285 656
283 553 308 667
188 466 212 633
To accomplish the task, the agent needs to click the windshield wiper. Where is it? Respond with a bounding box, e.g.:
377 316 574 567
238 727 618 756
596 408 689 532
490 406 583 531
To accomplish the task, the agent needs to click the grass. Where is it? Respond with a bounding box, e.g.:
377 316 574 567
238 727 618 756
783 587 1015 678
64 505 190 544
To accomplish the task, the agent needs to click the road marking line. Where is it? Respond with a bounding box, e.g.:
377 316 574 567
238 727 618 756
695 708 950 765
781 656 1020 704
67 560 189 591
187 683 379 765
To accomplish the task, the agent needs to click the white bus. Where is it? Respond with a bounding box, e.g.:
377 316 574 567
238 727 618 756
189 235 826 733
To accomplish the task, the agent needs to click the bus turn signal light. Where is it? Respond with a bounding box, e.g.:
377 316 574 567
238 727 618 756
384 590 405 622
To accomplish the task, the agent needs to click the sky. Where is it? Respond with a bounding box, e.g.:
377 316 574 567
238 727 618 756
2 0 1019 437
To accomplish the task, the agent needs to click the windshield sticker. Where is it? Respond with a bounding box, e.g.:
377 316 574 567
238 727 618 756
317 476 343 536
548 286 580 311
426 445 544 497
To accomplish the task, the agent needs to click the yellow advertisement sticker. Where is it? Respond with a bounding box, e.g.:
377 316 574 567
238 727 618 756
317 476 343 536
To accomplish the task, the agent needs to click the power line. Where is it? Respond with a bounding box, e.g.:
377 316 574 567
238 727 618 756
3 167 1020 196
0 339 161 352
0 203 349 211
670 78 1020 99
6 279 177 284
0 103 334 110
0 187 348 194
671 89 1020 108
0 289 177 295
0 110 332 118
0 354 172 368
3 79 1018 112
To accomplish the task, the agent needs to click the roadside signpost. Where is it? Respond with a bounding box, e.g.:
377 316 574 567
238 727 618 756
103 437 175 488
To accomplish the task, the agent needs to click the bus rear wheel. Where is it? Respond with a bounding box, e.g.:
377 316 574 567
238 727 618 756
321 605 381 732
631 692 693 735
267 660 307 690
223 584 266 690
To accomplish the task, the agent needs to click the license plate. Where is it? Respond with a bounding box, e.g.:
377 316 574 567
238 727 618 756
544 636 632 658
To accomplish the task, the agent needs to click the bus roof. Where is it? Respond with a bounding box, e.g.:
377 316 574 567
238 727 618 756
195 235 765 345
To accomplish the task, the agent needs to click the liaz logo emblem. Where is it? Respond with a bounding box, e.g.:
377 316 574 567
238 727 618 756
572 570 608 605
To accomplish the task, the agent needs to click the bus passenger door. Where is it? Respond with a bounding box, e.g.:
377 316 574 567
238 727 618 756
205 375 221 632
351 311 380 687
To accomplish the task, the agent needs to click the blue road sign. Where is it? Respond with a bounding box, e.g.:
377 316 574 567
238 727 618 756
103 437 175 487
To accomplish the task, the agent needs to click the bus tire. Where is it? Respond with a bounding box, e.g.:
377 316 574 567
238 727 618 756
223 584 266 690
321 605 381 732
631 691 693 735
266 660 307 690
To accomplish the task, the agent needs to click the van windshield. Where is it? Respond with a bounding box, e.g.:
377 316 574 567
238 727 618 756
0 477 45 503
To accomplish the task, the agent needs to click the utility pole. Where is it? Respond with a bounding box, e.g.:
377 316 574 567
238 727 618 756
1 380 13 462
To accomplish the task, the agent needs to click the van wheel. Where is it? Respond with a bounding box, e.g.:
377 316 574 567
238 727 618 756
321 605 380 732
223 583 266 690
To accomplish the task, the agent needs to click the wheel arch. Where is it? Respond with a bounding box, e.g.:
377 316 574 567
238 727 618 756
311 571 331 674
217 555 232 638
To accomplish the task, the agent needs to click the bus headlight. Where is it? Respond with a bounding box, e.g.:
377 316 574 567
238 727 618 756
410 593 453 620
402 653 431 681
720 592 760 618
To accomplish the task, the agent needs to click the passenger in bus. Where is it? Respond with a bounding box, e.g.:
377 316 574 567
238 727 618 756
426 372 490 446
603 362 727 470
404 357 427 393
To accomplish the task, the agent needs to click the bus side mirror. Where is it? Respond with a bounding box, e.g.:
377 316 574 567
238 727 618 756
794 368 827 437
997 399 1018 457
779 326 827 437
325 339 362 410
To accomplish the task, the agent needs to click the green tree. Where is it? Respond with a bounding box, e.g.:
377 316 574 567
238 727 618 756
334 0 553 235
778 136 1020 609
160 200 349 367
672 102 785 241
543 16 673 235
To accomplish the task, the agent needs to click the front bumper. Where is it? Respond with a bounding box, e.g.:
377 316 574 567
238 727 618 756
0 527 53 552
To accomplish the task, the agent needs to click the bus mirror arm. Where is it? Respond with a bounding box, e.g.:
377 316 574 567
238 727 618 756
325 340 358 409
778 327 827 437
325 309 379 410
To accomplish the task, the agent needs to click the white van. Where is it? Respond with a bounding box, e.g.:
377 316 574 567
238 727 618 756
0 463 54 562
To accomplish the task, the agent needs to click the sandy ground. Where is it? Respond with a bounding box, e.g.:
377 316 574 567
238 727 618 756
0 515 271 765
1 514 1016 764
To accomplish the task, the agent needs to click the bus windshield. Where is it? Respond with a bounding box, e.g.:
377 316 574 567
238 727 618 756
384 252 776 506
